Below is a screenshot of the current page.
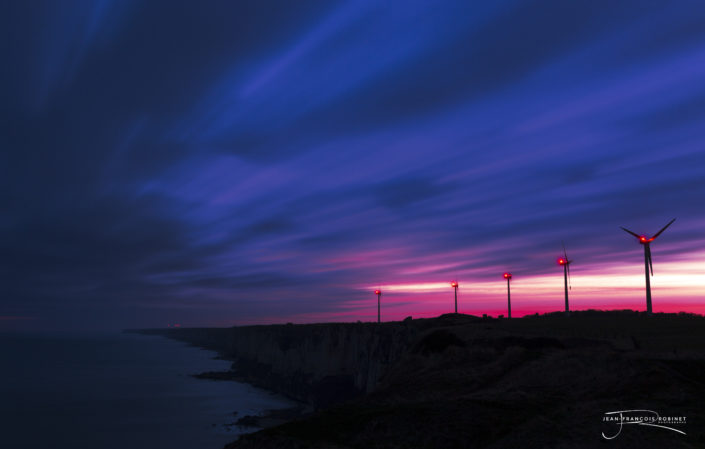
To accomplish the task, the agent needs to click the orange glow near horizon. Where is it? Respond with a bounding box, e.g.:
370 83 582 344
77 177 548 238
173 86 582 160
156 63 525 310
161 253 705 327
358 257 703 318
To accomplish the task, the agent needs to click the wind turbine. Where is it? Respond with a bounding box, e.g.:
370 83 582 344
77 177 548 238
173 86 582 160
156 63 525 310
557 243 572 316
620 218 676 315
374 289 382 323
503 272 512 318
450 281 459 314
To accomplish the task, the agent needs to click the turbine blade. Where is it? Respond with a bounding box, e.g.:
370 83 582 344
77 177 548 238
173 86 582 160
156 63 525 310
567 263 572 290
620 226 640 238
647 245 653 276
652 218 676 240
562 241 568 261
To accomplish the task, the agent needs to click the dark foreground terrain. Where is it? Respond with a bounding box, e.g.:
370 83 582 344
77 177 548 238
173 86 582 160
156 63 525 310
140 311 705 448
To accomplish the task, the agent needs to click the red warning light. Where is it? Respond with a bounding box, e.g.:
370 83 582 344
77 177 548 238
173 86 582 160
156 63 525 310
558 258 566 265
639 236 647 242
450 282 458 288
503 272 512 279
374 290 381 295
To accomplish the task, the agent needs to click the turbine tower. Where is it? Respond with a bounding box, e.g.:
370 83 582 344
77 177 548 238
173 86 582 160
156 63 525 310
374 289 382 323
557 243 572 316
503 272 512 318
620 218 676 315
450 281 459 314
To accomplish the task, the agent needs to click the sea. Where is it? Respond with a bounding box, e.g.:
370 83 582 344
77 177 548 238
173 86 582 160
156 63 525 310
0 331 294 449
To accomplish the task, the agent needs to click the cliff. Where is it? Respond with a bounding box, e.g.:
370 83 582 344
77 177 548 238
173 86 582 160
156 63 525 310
138 314 477 407
137 311 705 448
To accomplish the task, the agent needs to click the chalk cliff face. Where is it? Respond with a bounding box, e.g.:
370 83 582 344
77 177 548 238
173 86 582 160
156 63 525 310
138 311 705 448
146 316 464 407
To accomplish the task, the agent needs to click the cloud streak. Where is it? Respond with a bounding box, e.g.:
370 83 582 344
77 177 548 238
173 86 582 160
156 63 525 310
2 0 704 330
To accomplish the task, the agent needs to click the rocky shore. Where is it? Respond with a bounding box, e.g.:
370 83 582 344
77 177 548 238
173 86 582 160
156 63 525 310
136 311 705 448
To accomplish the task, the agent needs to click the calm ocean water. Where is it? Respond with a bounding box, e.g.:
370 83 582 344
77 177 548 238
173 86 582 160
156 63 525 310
0 332 293 449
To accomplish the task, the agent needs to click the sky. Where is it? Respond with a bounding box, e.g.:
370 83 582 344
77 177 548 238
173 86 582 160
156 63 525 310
2 0 705 331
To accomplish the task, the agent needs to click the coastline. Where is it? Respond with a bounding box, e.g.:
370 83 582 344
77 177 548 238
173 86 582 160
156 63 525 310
131 330 314 435
190 370 312 431
138 311 705 448
1 331 296 449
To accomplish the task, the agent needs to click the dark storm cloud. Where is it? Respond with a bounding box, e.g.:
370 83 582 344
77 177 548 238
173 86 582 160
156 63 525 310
2 0 705 329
